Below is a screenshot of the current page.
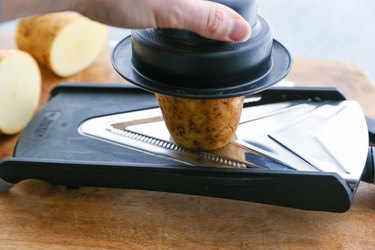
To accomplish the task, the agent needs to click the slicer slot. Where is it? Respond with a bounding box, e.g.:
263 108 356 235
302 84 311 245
107 126 248 168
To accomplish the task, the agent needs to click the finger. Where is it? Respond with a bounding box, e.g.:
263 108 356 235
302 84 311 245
151 0 251 42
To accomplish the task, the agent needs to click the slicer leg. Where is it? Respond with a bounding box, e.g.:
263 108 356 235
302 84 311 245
0 178 14 193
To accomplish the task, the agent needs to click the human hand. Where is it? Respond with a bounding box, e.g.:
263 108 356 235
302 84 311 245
1 0 251 42
77 0 251 42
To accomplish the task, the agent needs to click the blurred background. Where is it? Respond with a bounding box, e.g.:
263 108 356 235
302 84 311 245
258 0 375 83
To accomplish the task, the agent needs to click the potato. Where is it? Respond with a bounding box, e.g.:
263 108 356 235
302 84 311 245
16 11 108 77
156 93 244 151
0 49 41 135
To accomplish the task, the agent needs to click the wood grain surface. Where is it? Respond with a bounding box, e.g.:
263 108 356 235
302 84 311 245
1 30 375 249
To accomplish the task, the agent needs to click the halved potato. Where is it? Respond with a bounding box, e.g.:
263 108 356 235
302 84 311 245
16 11 108 77
0 50 41 135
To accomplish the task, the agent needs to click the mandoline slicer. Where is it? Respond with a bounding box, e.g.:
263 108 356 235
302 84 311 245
0 83 374 212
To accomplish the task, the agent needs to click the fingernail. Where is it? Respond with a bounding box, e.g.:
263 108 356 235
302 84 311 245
229 19 251 42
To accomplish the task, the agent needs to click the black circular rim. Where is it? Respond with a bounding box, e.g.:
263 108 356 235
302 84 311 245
112 36 292 99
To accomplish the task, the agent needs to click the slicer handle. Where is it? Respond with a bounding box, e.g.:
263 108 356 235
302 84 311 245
0 177 14 193
367 117 375 144
361 117 375 184
362 147 375 184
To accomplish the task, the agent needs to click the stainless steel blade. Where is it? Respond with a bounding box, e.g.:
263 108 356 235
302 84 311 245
270 101 368 183
79 108 292 170
79 99 369 185
236 100 368 184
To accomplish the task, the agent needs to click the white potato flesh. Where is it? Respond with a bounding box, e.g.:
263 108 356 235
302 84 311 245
50 18 108 77
0 50 41 134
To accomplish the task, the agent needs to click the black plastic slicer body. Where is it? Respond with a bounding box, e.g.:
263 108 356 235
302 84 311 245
0 84 374 212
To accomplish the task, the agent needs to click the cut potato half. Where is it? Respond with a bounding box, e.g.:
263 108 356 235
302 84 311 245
16 11 108 77
0 50 41 135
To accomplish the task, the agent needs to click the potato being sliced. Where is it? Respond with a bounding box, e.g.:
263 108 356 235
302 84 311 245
16 11 108 77
0 50 41 135
156 93 244 151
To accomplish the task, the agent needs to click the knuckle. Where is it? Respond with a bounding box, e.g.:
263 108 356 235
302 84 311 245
156 5 184 28
205 6 225 35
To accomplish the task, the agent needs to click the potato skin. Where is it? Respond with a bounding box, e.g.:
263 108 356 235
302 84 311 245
15 12 81 70
156 94 244 151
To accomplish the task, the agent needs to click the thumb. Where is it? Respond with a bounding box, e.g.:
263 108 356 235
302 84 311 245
152 0 251 42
